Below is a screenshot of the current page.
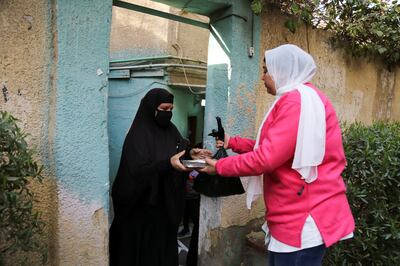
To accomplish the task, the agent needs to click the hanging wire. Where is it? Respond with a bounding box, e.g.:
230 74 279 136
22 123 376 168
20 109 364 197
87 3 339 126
172 42 206 95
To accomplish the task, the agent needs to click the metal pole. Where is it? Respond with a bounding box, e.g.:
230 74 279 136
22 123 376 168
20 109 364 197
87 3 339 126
109 63 208 71
113 0 210 30
110 55 207 65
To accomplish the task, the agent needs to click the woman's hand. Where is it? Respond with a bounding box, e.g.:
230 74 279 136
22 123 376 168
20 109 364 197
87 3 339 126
190 148 213 160
170 150 189 171
216 133 230 149
199 158 218 175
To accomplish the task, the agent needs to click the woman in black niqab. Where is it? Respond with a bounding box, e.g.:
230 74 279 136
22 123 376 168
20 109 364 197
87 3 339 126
110 88 189 266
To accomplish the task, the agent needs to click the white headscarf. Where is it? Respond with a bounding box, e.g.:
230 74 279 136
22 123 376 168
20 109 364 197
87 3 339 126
245 44 326 209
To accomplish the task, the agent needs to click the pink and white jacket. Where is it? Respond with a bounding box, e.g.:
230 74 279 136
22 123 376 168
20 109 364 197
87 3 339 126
215 83 355 247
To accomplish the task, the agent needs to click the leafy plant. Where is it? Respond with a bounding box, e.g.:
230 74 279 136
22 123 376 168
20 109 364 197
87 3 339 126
251 0 400 67
0 111 47 264
324 122 400 265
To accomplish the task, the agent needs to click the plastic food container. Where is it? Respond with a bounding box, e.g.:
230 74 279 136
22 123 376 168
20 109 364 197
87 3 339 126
181 159 207 168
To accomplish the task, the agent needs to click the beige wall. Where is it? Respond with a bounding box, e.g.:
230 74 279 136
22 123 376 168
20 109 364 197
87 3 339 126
259 8 400 126
173 10 209 61
0 0 58 264
110 0 209 61
110 0 173 57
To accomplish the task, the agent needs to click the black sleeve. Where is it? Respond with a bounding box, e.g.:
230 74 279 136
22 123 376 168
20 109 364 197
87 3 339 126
155 159 173 173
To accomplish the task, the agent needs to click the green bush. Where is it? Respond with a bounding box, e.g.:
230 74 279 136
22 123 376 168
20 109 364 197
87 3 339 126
324 122 400 265
0 111 47 265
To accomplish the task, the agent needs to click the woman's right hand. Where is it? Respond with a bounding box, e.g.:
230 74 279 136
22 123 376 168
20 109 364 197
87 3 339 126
198 158 217 175
190 148 213 160
170 150 189 171
216 133 230 149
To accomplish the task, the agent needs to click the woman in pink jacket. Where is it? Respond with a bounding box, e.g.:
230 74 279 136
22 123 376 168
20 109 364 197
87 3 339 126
201 44 355 266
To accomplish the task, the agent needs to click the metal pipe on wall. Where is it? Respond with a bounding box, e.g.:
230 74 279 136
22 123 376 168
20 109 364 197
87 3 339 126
109 63 208 71
113 0 209 29
110 55 207 65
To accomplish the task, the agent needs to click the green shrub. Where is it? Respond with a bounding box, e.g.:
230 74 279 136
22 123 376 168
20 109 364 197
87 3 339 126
0 111 47 264
324 122 400 265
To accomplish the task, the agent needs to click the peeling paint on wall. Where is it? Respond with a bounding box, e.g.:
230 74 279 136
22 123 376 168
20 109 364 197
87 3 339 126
1 89 33 126
22 15 35 30
0 0 58 264
199 1 262 264
57 186 108 265
53 0 112 264
2 82 9 102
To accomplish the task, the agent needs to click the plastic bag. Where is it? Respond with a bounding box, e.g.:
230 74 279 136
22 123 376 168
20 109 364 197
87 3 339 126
193 117 245 197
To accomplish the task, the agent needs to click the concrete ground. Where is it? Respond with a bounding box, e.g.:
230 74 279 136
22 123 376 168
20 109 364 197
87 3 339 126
178 234 191 266
177 225 269 266
178 224 192 266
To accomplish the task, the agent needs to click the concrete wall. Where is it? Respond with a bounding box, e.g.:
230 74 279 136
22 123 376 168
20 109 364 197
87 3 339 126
258 7 400 125
110 0 209 60
110 0 173 58
54 1 112 265
1 0 113 264
0 0 57 264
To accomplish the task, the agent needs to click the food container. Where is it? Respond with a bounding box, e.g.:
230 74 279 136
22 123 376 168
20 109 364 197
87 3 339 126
181 159 207 168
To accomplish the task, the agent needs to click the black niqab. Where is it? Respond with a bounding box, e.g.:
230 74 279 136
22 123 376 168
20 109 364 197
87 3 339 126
110 88 187 266
112 88 186 220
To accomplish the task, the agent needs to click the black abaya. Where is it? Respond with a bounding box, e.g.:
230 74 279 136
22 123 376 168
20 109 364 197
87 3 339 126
110 88 188 266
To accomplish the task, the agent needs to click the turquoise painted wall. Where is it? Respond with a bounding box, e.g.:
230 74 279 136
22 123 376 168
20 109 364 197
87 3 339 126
108 77 204 182
55 0 112 207
204 5 262 147
199 1 262 265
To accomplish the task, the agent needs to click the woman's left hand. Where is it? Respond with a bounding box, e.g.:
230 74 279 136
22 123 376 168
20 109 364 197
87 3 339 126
199 158 217 175
170 150 189 171
190 148 213 160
